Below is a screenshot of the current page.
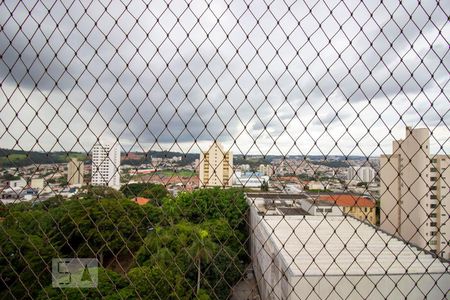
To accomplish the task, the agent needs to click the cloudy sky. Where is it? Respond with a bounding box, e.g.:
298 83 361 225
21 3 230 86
0 0 448 157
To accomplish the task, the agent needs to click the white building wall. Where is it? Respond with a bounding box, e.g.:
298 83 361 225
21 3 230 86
380 128 429 247
8 178 27 188
380 127 449 259
348 166 376 182
299 199 343 216
91 142 121 190
380 154 401 237
433 155 450 259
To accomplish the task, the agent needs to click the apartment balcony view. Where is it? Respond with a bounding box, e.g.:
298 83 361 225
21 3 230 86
0 0 448 299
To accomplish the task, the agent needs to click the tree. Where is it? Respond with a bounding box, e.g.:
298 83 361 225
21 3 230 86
135 220 244 300
356 181 368 187
0 227 57 299
190 229 216 295
47 198 150 264
260 179 269 191
120 183 169 205
77 186 125 200
39 268 127 300
171 188 248 229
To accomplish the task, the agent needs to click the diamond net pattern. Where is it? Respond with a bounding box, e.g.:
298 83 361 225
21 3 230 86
0 0 449 299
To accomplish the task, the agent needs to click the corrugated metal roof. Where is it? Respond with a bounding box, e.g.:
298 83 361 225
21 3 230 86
257 214 449 276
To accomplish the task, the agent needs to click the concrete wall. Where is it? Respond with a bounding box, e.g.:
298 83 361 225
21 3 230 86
250 205 291 300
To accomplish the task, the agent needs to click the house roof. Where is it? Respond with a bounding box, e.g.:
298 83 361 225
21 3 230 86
132 197 150 205
319 194 375 208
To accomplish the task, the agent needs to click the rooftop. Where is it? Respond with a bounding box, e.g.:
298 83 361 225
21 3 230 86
318 194 376 208
255 213 449 276
131 197 150 205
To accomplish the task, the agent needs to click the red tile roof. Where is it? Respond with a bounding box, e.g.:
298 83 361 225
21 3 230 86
132 197 150 205
319 194 375 208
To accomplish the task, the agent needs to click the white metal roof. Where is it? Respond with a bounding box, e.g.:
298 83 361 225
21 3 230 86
257 214 449 276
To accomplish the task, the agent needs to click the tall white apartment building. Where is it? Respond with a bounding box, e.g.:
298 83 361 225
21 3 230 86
199 142 233 187
380 127 449 259
91 142 121 190
347 166 376 182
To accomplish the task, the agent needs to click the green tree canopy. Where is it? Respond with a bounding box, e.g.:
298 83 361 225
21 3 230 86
120 182 169 205
39 268 127 300
0 227 57 299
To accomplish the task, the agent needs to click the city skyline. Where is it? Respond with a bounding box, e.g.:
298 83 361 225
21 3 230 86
0 123 448 157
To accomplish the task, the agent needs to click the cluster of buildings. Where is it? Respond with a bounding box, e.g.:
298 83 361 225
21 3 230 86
1 126 448 263
0 142 122 203
197 127 449 262
197 142 270 188
347 165 376 183
248 193 449 300
380 127 449 259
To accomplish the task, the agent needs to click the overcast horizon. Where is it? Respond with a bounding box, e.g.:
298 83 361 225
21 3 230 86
1 0 448 157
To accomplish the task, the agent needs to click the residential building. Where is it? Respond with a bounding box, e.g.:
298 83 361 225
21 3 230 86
299 198 343 216
233 171 269 188
30 178 45 190
91 142 121 190
259 164 274 176
380 127 449 259
6 178 27 188
67 158 84 186
318 194 377 225
347 166 376 182
199 142 233 187
248 198 449 300
306 181 328 190
239 164 251 172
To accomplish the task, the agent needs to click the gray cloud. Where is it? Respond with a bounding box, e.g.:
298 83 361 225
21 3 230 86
0 0 448 155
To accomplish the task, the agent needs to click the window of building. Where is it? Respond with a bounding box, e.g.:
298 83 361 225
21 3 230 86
430 195 437 199
430 168 437 172
430 222 437 227
430 204 437 209
429 213 437 218
430 232 437 236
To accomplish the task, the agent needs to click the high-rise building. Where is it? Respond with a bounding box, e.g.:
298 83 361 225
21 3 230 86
347 166 376 182
199 142 233 187
380 127 449 259
67 158 84 186
259 164 274 176
91 142 121 190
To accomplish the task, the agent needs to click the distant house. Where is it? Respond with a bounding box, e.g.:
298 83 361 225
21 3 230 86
131 197 150 206
318 194 377 225
306 181 328 190
7 178 27 188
